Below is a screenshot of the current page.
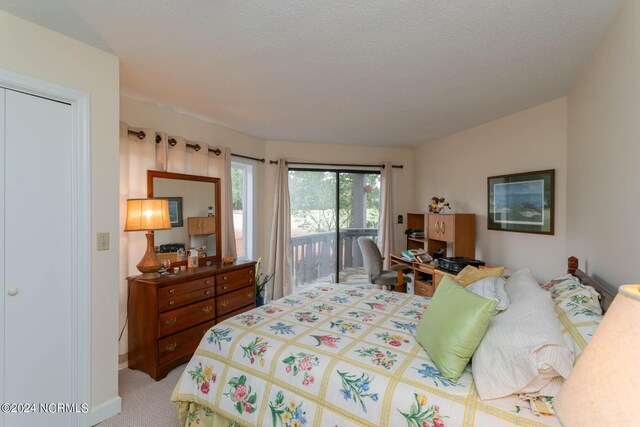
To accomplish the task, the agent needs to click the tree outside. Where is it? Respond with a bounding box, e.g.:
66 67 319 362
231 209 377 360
288 170 380 236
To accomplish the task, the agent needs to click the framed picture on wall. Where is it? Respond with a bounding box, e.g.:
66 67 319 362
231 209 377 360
167 197 183 227
487 169 554 235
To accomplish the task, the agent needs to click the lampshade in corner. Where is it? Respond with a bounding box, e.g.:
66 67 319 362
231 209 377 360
554 285 640 426
124 198 171 279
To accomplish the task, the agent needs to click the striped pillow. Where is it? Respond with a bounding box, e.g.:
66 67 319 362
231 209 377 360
466 276 509 312
472 269 574 400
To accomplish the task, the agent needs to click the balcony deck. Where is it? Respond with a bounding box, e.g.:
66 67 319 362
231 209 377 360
291 228 377 286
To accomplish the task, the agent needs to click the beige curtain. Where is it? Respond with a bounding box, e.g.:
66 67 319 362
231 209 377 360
221 147 237 258
268 158 292 299
378 161 394 269
119 123 159 356
166 134 187 173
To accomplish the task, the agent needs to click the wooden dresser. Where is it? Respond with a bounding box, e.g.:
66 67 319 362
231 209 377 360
127 261 256 380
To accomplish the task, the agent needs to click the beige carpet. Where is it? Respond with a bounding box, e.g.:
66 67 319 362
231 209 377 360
100 364 186 427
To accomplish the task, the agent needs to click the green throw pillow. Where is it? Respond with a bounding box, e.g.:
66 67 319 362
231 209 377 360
416 275 497 381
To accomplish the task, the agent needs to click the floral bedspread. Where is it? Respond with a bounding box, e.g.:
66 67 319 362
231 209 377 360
171 284 563 427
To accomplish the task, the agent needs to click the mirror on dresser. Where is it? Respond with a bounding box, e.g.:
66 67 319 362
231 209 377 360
147 170 222 265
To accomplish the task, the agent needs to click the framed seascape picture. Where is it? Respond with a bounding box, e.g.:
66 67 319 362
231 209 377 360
487 169 554 235
167 197 183 227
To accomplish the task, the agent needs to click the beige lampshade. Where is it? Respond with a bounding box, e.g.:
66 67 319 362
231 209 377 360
555 285 640 426
124 198 172 231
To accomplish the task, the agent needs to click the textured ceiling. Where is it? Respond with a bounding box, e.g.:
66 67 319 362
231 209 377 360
0 1 623 146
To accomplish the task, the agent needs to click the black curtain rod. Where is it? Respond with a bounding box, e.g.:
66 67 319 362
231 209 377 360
127 129 265 163
268 160 403 169
232 153 266 163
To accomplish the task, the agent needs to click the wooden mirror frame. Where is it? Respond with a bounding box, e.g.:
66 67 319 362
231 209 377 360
147 170 222 265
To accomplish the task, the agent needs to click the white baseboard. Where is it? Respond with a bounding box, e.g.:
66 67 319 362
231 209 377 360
91 396 122 426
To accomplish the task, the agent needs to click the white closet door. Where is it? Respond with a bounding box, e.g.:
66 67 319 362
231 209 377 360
0 88 5 419
2 88 74 426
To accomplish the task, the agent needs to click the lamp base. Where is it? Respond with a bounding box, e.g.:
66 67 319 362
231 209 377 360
136 231 163 279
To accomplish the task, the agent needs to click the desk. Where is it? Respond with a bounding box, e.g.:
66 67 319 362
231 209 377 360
391 253 456 297
390 253 412 267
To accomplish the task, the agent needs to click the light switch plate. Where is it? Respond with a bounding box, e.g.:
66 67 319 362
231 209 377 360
97 232 110 251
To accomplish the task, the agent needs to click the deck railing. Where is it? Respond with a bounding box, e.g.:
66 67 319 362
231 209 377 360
291 228 377 285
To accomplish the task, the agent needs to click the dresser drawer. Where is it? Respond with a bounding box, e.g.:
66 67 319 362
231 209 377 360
216 268 254 294
414 280 435 297
217 286 255 316
158 276 214 300
158 320 216 365
158 298 215 338
216 275 254 295
217 303 256 323
158 286 214 312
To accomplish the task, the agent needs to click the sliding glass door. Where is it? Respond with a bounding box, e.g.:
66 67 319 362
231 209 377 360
289 169 380 286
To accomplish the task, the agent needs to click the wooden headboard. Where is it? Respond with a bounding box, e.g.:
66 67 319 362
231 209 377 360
567 256 616 312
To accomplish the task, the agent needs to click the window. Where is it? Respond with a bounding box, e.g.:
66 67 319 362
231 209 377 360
231 159 257 259
288 168 380 285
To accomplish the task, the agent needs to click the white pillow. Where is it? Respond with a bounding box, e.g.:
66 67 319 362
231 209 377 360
472 269 574 400
466 277 509 312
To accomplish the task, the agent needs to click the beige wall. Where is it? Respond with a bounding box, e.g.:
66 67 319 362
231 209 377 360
264 140 416 261
566 0 640 292
0 10 120 420
414 98 568 282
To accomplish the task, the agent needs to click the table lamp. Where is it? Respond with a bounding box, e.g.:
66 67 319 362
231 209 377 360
124 198 171 279
554 284 640 426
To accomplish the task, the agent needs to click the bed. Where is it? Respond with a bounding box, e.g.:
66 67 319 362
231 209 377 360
171 257 611 427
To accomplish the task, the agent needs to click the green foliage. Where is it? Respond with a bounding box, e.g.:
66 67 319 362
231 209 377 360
231 167 244 210
289 171 380 232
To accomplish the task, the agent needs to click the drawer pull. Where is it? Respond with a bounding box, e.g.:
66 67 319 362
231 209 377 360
165 317 177 326
205 290 211 295
168 289 175 294
168 301 175 306
202 305 213 314
221 300 229 307
247 292 254 298
223 276 228 281
204 280 210 285
222 285 228 291
248 269 253 275
165 342 178 352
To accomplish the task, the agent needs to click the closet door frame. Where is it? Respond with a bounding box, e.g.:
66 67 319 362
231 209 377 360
0 68 91 427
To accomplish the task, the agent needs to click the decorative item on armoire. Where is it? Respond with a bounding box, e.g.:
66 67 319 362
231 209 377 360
487 169 555 235
428 197 451 213
255 257 275 307
124 198 172 278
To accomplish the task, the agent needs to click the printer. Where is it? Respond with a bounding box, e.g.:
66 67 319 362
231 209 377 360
437 257 485 274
